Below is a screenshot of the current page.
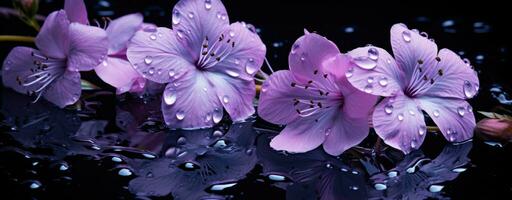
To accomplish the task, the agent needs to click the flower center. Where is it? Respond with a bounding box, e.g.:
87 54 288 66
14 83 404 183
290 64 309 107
196 34 236 70
16 51 66 102
405 57 443 97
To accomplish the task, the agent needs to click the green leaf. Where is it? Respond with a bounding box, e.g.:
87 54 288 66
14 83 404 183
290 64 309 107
80 79 100 90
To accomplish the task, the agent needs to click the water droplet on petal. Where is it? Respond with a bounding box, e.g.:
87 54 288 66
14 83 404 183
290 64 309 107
111 156 122 162
353 56 377 70
144 56 153 65
402 30 412 42
245 58 258 74
225 69 240 77
379 77 388 87
148 67 155 75
168 69 176 77
384 104 393 114
229 30 235 37
374 183 387 191
150 34 157 40
172 10 181 25
222 95 229 103
205 112 212 122
176 111 185 120
118 168 132 176
188 12 194 18
387 171 398 177
210 183 237 191
463 80 477 98
398 113 404 121
212 108 222 123
345 67 353 78
429 185 444 193
409 109 415 116
177 137 187 145
367 76 374 83
213 139 227 148
291 43 300 54
164 90 177 105
433 109 440 117
452 168 467 173
213 130 223 137
368 47 379 61
364 84 373 93
419 125 426 135
204 0 212 10
234 58 240 65
457 106 466 116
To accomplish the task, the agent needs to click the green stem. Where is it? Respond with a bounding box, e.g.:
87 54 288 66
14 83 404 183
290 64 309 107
0 35 35 43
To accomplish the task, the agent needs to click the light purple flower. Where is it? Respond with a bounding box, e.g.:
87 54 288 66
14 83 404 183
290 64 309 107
126 0 266 129
94 13 156 94
257 32 377 156
127 0 266 128
1 0 108 108
346 23 480 153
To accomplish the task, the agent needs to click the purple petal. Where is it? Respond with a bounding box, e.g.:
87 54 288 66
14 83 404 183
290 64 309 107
208 72 256 121
161 71 223 129
372 95 426 154
126 27 195 84
322 114 369 155
67 23 108 71
94 57 143 94
417 96 475 142
415 49 480 99
2 47 39 93
288 32 341 88
390 23 438 88
207 22 266 81
106 13 144 55
43 70 82 108
270 109 338 153
172 0 230 59
35 10 70 59
346 46 404 97
64 0 89 24
258 70 329 125
342 83 378 119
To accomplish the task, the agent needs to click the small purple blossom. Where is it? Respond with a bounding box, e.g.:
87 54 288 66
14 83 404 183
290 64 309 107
346 23 480 153
257 31 377 156
94 13 157 94
2 0 108 108
126 0 266 129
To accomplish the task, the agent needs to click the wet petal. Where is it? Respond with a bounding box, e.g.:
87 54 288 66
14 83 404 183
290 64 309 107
126 27 195 84
346 46 404 97
414 49 480 99
390 23 438 87
207 72 256 121
373 95 426 154
161 71 223 129
94 57 143 94
172 0 230 60
67 23 108 71
64 0 88 24
106 13 144 54
417 96 475 142
323 114 369 155
43 70 82 108
207 22 266 81
35 10 70 59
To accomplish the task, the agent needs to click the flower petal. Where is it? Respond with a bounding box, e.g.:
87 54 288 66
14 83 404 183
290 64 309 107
346 46 404 97
161 71 223 129
94 57 143 94
258 70 330 125
207 22 266 81
342 83 378 119
372 95 426 154
172 0 230 59
207 72 256 121
64 0 88 24
288 32 342 88
2 47 48 94
414 49 480 99
270 110 337 153
417 96 475 142
67 23 108 71
43 70 81 108
106 13 144 54
35 10 70 59
126 27 195 84
390 23 438 87
322 113 369 155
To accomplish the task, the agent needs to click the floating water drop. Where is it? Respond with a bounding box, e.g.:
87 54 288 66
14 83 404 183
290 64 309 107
59 163 69 171
349 186 359 190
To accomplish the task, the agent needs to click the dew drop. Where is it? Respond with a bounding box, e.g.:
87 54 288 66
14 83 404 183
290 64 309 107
367 76 374 83
398 113 404 121
149 34 157 40
118 168 132 176
204 0 212 10
268 174 286 182
213 139 227 148
291 43 300 54
374 183 387 191
364 84 373 93
353 56 377 70
168 69 176 77
188 12 194 18
345 67 353 78
387 171 398 177
419 125 426 135
212 108 222 123
164 90 177 105
452 168 467 173
148 67 155 75
433 109 440 117
225 69 240 77
177 137 187 145
111 156 122 163
59 163 69 171
172 10 181 25
213 130 223 137
205 112 212 122
429 185 444 193
210 183 237 191
176 110 185 120
463 80 477 98
384 104 393 114
368 47 379 61
144 56 153 65
379 77 388 87
349 186 359 190
457 106 465 116
245 58 258 74
234 58 240 65
29 181 42 189
409 109 415 116
222 95 229 103
402 30 412 42
229 30 235 37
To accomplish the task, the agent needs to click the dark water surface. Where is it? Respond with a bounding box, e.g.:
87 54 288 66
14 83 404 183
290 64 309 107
1 0 512 199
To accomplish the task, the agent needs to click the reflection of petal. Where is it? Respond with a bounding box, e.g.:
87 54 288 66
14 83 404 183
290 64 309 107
129 121 258 199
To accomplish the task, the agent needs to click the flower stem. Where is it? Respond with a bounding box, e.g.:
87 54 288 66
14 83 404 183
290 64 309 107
0 35 35 43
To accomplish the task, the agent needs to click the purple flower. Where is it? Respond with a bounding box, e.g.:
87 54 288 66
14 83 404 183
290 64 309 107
346 23 480 153
257 31 377 156
2 0 108 108
94 13 157 94
126 0 266 129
